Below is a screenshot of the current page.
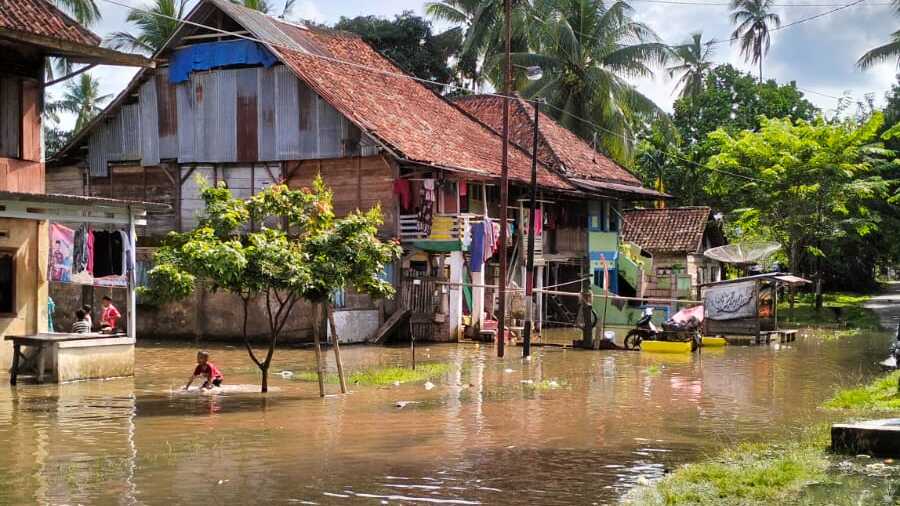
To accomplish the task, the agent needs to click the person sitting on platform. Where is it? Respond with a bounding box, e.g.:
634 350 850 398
184 351 224 390
71 309 91 334
99 296 121 333
82 304 93 329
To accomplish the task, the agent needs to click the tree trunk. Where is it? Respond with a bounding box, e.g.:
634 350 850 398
759 58 763 83
312 302 326 397
261 363 269 393
327 304 348 394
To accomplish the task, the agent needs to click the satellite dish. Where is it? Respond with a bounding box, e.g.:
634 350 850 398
704 242 781 266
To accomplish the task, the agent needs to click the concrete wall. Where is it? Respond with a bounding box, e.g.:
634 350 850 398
56 337 135 382
0 218 48 369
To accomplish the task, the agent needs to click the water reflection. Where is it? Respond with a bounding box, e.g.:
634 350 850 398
0 331 892 504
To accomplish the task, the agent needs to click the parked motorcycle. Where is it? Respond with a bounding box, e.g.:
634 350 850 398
624 308 701 351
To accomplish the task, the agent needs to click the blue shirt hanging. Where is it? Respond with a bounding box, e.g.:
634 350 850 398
169 40 279 84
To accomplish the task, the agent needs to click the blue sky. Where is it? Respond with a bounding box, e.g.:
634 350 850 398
49 0 900 130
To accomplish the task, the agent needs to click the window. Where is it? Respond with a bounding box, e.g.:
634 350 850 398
0 77 21 159
0 249 15 315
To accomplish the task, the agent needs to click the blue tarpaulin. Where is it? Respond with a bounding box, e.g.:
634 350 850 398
169 40 278 83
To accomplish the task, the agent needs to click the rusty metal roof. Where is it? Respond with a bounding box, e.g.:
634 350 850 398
621 207 712 254
0 191 170 211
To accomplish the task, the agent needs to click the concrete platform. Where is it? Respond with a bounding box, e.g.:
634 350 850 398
832 419 900 457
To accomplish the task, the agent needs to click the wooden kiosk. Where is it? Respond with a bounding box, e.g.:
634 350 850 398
0 191 168 384
700 273 810 344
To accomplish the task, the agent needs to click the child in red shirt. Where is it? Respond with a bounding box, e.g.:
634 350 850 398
184 350 224 390
99 296 121 333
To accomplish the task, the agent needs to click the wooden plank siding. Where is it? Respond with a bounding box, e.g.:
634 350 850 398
286 155 396 235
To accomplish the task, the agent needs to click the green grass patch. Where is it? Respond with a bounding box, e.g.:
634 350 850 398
521 378 568 390
779 292 879 331
822 371 900 411
290 362 451 387
624 429 830 505
646 364 662 376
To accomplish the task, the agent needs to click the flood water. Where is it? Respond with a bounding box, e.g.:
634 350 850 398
0 329 892 505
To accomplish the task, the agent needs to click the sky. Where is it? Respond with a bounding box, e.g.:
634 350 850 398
49 0 900 130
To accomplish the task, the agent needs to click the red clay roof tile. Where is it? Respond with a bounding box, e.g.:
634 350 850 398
0 0 100 47
454 95 642 186
621 207 712 254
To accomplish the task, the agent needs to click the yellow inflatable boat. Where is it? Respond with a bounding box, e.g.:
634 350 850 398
701 336 727 347
640 340 695 353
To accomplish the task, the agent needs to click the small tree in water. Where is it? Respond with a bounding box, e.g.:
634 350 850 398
140 177 400 393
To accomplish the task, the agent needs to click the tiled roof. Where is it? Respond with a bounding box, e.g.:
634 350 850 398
621 207 712 254
0 0 100 47
453 95 643 186
210 1 573 190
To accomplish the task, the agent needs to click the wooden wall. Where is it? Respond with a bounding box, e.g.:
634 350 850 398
286 155 397 234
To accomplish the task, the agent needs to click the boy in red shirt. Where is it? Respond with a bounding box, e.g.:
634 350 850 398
99 296 121 333
184 350 224 390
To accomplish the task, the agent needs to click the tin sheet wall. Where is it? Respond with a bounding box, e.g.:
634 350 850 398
86 65 379 176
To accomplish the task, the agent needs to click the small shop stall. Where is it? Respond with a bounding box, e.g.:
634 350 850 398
0 191 168 384
700 273 810 343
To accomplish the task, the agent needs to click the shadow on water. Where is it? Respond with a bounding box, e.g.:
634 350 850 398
0 328 895 505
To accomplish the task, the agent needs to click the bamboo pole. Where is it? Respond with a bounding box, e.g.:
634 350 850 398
312 302 325 397
327 304 348 394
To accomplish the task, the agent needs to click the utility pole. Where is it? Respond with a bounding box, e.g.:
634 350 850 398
497 0 512 358
523 100 539 358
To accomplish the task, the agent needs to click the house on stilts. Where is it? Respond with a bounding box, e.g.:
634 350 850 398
48 0 675 344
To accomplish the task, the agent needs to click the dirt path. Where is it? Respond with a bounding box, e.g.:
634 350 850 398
864 281 900 331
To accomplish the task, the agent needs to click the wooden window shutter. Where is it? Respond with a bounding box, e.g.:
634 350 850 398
20 79 41 162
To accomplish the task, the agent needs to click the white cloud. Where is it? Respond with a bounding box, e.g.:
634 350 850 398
291 0 325 23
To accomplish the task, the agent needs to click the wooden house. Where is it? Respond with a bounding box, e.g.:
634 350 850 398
621 207 726 300
0 0 158 378
47 0 667 342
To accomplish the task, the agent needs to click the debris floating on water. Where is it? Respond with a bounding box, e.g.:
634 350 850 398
394 401 420 409
504 368 514 373
424 381 435 390
280 370 294 379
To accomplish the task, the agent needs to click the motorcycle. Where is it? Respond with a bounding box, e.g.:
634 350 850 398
624 308 701 351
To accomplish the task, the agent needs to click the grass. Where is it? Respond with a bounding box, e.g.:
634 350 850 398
822 371 900 411
290 362 451 387
624 430 830 506
521 378 568 391
626 371 900 505
779 292 880 331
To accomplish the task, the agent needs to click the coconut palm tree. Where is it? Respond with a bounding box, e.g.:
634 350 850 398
729 0 781 82
509 0 669 162
47 74 113 132
106 0 188 55
426 0 530 89
858 30 900 69
53 0 101 26
667 32 716 99
231 0 297 17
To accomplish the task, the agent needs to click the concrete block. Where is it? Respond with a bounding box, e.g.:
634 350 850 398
832 419 900 457
56 337 135 382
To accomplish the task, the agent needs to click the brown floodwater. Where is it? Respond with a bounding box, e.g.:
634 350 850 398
0 329 892 505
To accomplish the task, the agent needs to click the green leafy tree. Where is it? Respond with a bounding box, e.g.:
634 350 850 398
729 0 781 82
141 178 400 393
107 0 188 55
511 0 669 162
667 32 716 99
47 73 112 132
672 64 817 146
705 114 894 297
334 12 463 85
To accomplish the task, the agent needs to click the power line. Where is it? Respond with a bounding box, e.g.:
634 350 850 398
539 101 767 183
628 0 887 6
707 0 869 45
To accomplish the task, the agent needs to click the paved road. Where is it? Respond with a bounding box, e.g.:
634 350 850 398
865 282 900 331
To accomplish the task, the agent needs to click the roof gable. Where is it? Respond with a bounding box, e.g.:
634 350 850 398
621 207 713 254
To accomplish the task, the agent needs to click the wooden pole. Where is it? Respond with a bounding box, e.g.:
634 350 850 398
523 100 539 358
327 303 348 394
497 0 512 358
312 302 325 397
126 207 137 340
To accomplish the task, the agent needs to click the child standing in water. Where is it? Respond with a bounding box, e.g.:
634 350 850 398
184 351 224 390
